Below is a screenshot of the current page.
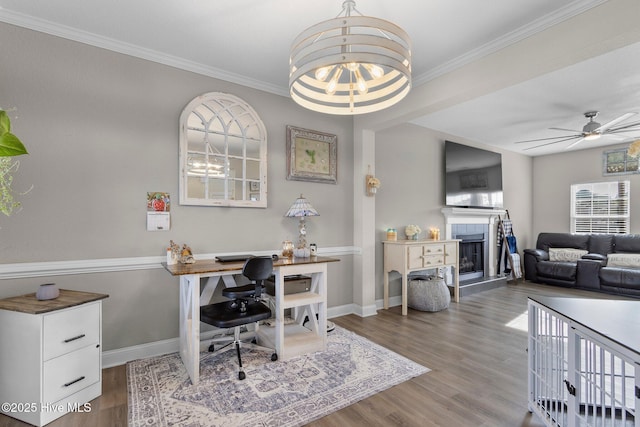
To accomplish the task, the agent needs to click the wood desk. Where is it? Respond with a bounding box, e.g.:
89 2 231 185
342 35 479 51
163 256 339 385
383 239 460 315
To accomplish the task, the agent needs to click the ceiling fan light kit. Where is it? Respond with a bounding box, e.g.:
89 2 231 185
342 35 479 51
289 0 412 115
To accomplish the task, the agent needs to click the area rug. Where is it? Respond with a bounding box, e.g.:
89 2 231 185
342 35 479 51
127 326 429 427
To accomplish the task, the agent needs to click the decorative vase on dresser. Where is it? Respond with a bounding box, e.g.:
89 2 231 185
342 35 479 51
0 289 109 426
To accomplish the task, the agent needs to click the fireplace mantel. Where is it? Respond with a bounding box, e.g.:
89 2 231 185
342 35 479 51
442 207 507 277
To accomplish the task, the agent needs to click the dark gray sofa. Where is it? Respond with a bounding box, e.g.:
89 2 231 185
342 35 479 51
523 233 640 298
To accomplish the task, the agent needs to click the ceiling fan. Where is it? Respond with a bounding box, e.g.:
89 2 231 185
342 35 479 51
515 111 640 151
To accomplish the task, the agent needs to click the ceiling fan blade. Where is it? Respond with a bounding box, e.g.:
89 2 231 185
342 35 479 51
607 119 640 132
549 127 582 133
595 112 638 132
566 137 586 149
523 135 582 151
514 134 582 144
603 134 626 140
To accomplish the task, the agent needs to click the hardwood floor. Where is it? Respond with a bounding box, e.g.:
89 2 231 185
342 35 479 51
1 282 629 427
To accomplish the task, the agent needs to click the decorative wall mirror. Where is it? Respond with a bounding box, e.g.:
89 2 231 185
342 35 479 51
179 92 267 207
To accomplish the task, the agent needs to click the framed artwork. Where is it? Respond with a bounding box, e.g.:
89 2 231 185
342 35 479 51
286 125 337 184
603 148 639 175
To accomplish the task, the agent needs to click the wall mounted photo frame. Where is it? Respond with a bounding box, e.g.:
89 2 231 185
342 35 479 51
286 125 337 184
603 148 639 176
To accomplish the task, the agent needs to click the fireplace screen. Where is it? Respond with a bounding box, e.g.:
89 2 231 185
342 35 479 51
458 233 484 275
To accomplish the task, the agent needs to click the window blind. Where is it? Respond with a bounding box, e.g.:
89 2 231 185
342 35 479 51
571 181 630 234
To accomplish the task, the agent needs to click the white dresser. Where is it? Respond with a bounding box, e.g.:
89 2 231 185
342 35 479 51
383 239 460 315
0 289 108 426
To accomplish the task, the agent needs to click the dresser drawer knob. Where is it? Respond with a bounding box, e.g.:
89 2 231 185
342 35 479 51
64 376 86 387
64 334 86 343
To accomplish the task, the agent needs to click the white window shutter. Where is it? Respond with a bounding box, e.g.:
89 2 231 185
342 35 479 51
571 181 630 234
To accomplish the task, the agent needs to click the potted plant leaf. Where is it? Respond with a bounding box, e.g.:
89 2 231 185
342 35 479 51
0 109 29 216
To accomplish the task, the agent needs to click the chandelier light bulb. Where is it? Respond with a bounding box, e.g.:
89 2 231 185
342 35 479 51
325 67 343 95
363 63 384 79
354 68 368 94
314 65 333 81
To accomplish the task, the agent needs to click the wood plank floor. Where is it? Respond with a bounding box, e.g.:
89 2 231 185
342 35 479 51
1 282 630 427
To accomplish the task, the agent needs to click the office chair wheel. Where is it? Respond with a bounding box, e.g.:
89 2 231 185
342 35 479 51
208 344 215 352
271 353 278 361
239 371 246 380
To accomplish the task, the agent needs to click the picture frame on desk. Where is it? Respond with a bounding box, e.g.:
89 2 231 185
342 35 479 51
286 125 337 184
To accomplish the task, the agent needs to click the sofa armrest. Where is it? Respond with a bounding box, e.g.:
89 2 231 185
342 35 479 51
582 253 606 262
523 249 548 282
523 248 548 261
576 258 604 290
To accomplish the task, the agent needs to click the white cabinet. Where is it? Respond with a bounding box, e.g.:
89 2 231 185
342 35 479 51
383 239 460 315
0 289 108 426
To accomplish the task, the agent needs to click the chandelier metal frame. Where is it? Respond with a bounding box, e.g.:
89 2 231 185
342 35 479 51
289 0 412 115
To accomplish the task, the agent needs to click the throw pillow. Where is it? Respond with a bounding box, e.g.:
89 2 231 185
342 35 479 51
607 253 640 268
548 248 588 262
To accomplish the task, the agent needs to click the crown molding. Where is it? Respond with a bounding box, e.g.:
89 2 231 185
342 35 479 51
412 0 608 87
0 1 607 97
0 8 289 97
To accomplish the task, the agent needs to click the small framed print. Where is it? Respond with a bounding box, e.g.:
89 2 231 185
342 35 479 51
603 148 639 175
286 125 337 184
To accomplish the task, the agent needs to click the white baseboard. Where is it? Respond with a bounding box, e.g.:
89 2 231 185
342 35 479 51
102 301 389 368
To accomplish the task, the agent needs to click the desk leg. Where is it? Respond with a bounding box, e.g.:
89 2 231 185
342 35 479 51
179 275 200 385
273 270 284 359
401 273 408 316
453 266 460 303
383 271 389 310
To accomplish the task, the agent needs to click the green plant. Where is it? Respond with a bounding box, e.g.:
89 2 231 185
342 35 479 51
0 109 28 216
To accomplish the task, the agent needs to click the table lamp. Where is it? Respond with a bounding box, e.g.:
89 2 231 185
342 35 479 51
284 194 319 257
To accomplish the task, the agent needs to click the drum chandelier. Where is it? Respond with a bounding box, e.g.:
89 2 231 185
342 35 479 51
289 0 412 115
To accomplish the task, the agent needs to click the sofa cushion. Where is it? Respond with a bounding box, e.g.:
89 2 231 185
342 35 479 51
588 234 614 255
537 261 577 281
536 233 589 252
599 267 640 290
607 253 640 268
614 234 640 253
549 248 588 262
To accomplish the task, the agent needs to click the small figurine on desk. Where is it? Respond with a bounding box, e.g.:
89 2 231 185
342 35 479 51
180 244 195 264
167 240 180 265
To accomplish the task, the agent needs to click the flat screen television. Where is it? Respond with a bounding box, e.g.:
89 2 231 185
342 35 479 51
445 140 503 209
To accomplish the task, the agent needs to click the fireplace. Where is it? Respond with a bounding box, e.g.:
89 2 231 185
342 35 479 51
452 225 489 282
441 207 508 295
457 233 485 280
442 207 506 279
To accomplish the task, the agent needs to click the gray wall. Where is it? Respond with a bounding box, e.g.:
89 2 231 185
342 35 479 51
374 123 533 299
0 22 354 351
532 142 640 237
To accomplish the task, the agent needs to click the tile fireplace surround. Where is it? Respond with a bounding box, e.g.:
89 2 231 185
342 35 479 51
442 207 507 278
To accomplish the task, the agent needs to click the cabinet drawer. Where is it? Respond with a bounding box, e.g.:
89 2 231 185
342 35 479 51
43 343 100 404
44 303 100 360
422 255 444 267
423 244 445 256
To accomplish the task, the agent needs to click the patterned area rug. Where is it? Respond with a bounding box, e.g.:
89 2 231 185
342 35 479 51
127 326 429 427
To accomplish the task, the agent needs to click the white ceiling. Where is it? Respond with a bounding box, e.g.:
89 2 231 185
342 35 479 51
1 0 639 156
